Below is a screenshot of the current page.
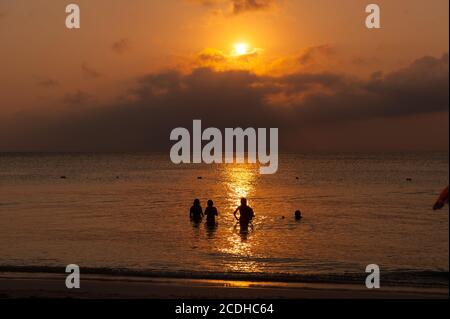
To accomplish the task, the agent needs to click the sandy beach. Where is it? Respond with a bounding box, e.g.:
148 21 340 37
0 272 447 299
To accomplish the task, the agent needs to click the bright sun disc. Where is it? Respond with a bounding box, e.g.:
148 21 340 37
234 43 248 56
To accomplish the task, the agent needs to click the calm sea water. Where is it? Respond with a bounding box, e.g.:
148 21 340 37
0 153 448 287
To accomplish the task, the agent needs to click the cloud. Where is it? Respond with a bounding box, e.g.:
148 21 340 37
63 90 91 105
37 79 59 88
82 63 101 79
197 48 228 64
187 0 277 15
187 0 218 7
352 56 379 66
190 47 263 71
1 53 448 152
112 38 130 54
261 45 338 75
231 0 276 14
298 45 336 65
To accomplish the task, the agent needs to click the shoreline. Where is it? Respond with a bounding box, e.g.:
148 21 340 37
0 272 448 299
0 265 447 287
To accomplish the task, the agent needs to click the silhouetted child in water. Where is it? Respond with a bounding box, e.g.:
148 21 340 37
190 199 203 223
204 200 218 226
295 210 302 220
233 198 255 231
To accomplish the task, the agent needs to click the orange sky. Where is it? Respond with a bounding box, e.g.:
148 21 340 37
0 0 448 152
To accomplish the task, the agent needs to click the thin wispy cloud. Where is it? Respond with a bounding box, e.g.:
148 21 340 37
298 45 336 65
191 47 263 70
187 0 278 15
112 38 130 54
231 0 276 14
64 90 91 105
37 79 60 88
82 63 101 79
352 56 380 66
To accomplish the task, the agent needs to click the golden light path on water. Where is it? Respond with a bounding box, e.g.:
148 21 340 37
219 164 262 273
223 164 258 208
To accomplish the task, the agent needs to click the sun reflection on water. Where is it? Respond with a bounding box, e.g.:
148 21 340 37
223 164 259 210
219 164 262 273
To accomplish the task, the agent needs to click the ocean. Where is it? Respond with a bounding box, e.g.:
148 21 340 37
0 153 448 288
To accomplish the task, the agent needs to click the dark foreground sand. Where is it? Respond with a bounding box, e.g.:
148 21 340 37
0 273 447 299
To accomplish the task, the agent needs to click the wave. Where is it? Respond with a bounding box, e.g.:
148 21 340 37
0 265 447 288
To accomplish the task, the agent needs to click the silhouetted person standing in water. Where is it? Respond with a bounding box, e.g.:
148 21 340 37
190 199 203 223
233 198 255 231
204 200 218 226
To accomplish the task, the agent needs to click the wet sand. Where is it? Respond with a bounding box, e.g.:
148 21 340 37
0 273 447 299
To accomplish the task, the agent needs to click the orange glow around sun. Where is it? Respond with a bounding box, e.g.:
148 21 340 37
190 42 268 74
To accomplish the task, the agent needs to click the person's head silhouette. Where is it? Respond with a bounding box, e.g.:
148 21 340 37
193 199 200 206
241 198 247 207
207 200 214 207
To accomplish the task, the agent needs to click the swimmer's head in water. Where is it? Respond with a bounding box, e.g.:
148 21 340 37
241 198 247 206
295 210 302 219
207 200 213 207
193 199 200 206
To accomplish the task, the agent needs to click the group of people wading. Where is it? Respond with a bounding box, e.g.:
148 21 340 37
190 198 255 231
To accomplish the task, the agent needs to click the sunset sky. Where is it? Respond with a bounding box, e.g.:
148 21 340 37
0 0 448 152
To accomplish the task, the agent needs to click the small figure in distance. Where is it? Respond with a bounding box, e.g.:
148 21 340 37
190 199 203 223
233 198 255 231
295 210 302 221
204 199 218 226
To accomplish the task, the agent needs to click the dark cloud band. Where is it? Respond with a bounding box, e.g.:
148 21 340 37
0 53 448 152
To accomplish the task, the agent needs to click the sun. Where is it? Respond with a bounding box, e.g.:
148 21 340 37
233 43 249 56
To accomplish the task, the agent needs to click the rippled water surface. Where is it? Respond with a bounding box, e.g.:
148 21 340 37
0 153 448 286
